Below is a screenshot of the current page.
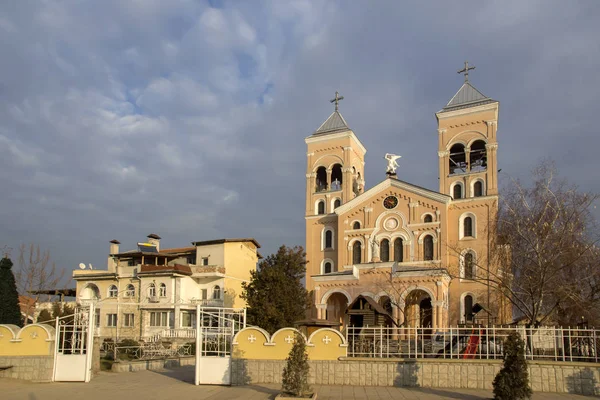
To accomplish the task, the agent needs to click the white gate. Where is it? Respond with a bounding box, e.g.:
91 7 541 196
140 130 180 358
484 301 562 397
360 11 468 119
53 304 95 382
194 306 244 385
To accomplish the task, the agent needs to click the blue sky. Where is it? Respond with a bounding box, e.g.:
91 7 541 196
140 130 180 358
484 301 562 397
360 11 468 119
1 1 599 286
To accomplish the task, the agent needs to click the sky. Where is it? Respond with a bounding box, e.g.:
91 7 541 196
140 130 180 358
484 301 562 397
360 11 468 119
1 1 599 288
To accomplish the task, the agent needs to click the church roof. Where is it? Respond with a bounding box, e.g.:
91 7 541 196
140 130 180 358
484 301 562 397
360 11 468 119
440 82 495 113
313 111 350 135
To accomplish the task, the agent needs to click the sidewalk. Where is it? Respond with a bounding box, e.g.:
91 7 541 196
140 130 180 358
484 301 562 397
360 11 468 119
0 368 594 399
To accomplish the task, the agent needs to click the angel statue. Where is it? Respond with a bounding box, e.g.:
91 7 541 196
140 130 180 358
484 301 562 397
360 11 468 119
384 153 402 175
371 237 380 261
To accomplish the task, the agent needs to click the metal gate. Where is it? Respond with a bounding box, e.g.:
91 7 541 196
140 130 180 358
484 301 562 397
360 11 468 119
194 306 244 385
53 304 95 382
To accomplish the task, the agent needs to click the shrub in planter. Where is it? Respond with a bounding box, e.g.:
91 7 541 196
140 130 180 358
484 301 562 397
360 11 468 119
280 333 313 398
493 331 532 400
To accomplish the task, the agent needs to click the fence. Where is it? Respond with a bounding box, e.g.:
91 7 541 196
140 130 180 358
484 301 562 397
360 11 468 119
114 342 194 361
346 326 600 362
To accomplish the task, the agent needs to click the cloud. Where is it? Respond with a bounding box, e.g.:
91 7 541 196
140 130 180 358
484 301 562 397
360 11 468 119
0 0 599 281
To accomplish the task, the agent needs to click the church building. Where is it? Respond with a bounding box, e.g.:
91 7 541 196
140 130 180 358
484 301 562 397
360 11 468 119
304 65 510 329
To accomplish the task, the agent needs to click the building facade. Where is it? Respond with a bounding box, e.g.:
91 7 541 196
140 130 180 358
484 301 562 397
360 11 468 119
305 74 510 329
73 234 260 340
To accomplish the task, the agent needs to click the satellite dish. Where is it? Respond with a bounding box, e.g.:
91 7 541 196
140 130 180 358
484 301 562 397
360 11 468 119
89 263 93 270
78 263 86 270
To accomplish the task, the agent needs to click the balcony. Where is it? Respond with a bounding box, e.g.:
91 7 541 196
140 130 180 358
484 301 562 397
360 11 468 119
191 265 225 277
190 299 224 307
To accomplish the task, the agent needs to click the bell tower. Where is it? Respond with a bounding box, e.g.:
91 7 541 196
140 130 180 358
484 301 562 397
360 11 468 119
436 62 499 200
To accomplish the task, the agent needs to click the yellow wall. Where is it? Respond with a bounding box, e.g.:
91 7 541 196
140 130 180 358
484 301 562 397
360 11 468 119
0 324 55 356
233 327 346 361
224 241 258 308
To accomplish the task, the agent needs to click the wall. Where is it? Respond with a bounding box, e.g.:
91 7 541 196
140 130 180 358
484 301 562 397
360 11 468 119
224 242 258 308
0 324 56 382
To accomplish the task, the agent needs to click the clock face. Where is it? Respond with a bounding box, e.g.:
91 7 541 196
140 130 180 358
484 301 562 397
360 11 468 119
383 195 398 209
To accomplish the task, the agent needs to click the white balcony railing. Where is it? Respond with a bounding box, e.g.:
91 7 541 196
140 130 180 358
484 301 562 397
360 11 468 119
160 328 196 339
190 299 224 307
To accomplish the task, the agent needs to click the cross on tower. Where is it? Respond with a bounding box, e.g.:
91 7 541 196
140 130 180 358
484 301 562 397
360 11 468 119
330 91 344 112
457 61 476 82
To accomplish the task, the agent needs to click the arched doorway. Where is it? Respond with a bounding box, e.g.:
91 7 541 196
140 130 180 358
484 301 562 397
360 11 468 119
403 289 433 328
325 292 349 329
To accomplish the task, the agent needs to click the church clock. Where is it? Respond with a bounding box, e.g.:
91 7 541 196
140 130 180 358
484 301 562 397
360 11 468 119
383 195 398 209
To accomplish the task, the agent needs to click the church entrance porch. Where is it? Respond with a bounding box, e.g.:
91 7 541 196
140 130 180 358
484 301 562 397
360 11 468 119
325 292 349 329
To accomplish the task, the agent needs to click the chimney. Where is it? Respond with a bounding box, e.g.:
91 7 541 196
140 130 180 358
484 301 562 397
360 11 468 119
147 233 161 251
108 240 120 272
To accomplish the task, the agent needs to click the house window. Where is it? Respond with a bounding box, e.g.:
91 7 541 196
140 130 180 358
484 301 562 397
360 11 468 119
150 311 169 327
108 285 118 298
148 283 156 297
123 313 135 327
474 181 483 197
424 214 433 223
325 230 333 249
181 311 195 328
394 238 404 262
213 285 221 300
453 183 463 199
107 314 117 327
353 221 361 230
352 242 362 264
423 235 434 261
202 257 209 266
159 283 167 297
187 255 195 265
95 309 100 327
324 261 332 274
127 259 135 267
464 252 475 279
464 217 473 237
201 288 208 300
333 199 341 209
380 239 390 262
317 201 325 215
125 284 135 298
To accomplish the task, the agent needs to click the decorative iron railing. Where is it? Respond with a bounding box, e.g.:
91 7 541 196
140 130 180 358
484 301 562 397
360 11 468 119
346 326 600 362
114 342 194 361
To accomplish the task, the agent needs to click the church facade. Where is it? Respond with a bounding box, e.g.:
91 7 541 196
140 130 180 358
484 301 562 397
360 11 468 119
304 71 510 329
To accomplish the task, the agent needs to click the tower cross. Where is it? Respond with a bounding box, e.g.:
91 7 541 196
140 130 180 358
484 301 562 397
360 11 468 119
330 91 344 112
457 61 476 82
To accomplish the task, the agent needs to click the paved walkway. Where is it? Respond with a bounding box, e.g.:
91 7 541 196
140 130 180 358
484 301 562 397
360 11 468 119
0 367 595 399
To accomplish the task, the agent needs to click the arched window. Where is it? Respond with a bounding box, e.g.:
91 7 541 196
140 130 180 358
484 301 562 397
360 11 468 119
159 283 167 297
353 221 361 230
464 217 473 237
464 295 474 322
352 241 362 264
380 239 390 262
148 283 156 297
423 235 434 261
125 284 135 298
108 285 118 298
394 238 404 262
469 140 487 172
324 262 332 274
213 285 221 300
474 181 483 197
333 199 341 209
325 230 333 249
449 143 466 175
317 201 325 215
331 164 343 190
453 183 463 199
464 252 475 279
316 166 327 192
424 214 433 223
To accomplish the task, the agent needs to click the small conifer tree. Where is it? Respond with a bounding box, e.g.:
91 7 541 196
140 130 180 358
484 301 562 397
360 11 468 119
493 331 532 400
0 257 22 326
281 332 311 397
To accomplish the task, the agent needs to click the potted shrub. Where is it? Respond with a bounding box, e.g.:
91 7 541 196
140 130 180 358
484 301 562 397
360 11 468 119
493 331 532 400
277 332 316 399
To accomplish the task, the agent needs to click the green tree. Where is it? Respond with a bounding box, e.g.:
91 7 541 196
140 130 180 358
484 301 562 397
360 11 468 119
242 245 309 333
281 333 311 398
493 332 532 400
0 257 22 326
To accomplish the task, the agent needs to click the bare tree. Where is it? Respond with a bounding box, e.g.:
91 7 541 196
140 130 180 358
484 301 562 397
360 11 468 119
15 244 66 324
450 161 600 327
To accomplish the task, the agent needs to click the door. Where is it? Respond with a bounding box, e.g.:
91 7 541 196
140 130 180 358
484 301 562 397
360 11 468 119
53 305 94 382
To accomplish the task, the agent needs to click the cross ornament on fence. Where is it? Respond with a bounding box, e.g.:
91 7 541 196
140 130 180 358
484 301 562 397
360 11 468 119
247 334 256 343
322 335 332 345
284 335 294 344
